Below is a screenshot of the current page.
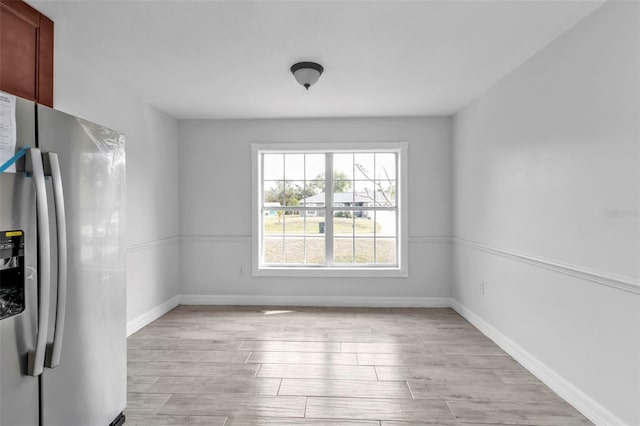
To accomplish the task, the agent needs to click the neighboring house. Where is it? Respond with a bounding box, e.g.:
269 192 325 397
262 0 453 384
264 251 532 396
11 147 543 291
299 192 385 217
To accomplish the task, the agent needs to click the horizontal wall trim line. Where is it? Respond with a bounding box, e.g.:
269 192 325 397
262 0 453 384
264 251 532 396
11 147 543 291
180 235 452 244
127 295 180 336
453 237 640 295
181 235 252 243
408 236 452 244
179 295 451 308
450 299 626 426
127 236 179 253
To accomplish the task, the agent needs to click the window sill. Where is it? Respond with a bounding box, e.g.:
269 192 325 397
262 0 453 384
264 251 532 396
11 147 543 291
253 266 408 278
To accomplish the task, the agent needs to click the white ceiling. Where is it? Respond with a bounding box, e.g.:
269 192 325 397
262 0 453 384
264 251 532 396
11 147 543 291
28 1 604 120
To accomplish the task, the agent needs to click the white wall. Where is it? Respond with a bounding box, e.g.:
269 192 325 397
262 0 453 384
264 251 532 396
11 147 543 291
52 47 180 332
179 117 452 304
452 2 639 425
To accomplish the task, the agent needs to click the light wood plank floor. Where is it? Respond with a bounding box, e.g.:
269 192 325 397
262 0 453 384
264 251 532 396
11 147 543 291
125 306 591 425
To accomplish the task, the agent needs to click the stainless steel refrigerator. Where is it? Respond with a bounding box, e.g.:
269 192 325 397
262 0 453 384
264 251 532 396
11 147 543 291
0 92 126 426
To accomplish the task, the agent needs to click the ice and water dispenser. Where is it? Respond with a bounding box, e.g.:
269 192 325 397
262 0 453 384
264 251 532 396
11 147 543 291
0 230 25 320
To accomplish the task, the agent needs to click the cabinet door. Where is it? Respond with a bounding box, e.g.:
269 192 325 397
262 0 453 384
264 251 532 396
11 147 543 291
0 0 53 107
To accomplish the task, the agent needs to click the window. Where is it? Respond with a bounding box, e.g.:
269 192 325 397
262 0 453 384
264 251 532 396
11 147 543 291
252 143 408 277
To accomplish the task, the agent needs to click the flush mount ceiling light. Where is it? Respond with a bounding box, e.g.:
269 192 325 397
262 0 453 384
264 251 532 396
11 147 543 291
290 62 324 90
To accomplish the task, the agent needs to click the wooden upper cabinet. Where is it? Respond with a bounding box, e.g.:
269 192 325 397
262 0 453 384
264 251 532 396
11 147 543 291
0 0 53 107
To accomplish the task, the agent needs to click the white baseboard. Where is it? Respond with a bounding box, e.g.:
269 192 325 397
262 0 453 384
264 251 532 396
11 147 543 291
179 294 451 308
449 299 626 426
127 295 180 336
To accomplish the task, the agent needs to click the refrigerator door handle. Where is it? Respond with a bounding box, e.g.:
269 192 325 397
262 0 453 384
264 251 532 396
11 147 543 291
44 152 67 369
25 148 52 377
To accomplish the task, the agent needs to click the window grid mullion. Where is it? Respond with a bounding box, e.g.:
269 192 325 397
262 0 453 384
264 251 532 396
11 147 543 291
351 153 355 264
303 154 307 264
281 155 286 264
325 153 334 266
351 209 356 265
373 154 377 264
374 210 377 265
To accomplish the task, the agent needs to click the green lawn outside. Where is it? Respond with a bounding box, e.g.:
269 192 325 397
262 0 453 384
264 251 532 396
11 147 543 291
263 235 396 265
262 214 396 265
263 215 380 235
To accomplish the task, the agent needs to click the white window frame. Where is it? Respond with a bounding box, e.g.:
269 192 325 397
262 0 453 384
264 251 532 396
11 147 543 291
251 142 408 278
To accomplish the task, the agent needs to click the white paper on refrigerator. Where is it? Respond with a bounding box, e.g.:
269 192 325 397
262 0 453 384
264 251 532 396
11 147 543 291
0 93 18 173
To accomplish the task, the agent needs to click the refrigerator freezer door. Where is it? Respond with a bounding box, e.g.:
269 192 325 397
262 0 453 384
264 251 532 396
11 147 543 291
37 105 126 426
0 179 39 426
0 96 39 426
